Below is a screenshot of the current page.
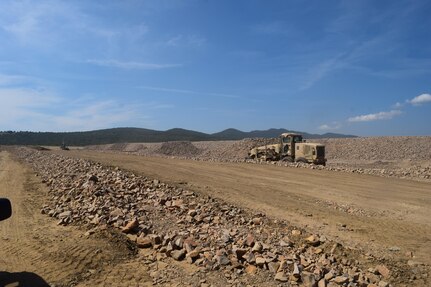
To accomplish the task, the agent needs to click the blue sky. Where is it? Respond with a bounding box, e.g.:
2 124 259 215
0 0 430 136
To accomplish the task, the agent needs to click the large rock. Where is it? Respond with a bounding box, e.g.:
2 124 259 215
136 237 152 248
375 264 390 278
245 265 257 275
332 276 348 284
58 211 71 219
255 256 266 267
305 235 320 246
122 219 139 233
275 272 288 282
171 249 186 261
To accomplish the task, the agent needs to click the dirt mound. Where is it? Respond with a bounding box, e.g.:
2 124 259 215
86 143 149 153
30 146 51 151
108 143 129 151
157 141 201 157
121 143 147 153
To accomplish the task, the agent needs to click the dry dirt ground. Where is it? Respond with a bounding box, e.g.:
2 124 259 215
1 151 221 287
1 142 430 286
1 149 289 287
59 150 431 269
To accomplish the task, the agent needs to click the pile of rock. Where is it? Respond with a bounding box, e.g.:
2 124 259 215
157 141 202 157
85 136 431 162
11 147 414 286
195 138 277 161
83 136 431 182
313 137 431 161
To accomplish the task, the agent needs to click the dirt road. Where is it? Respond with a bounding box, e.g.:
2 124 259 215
0 151 155 286
61 150 431 265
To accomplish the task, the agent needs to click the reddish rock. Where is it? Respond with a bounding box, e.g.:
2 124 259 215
246 233 255 247
122 219 139 233
245 265 257 275
136 236 152 248
375 265 390 278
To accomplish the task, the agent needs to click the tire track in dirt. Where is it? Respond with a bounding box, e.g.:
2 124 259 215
0 151 148 286
2 150 273 287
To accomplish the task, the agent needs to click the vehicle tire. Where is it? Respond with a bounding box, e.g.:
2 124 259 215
282 156 294 162
296 158 307 164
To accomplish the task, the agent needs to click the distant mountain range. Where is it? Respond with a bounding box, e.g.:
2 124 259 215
0 127 356 146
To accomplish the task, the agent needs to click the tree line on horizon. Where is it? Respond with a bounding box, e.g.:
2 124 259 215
0 127 356 146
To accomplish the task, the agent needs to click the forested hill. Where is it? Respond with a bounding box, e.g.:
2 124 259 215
0 127 356 146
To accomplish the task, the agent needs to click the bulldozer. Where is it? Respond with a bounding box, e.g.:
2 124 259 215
248 133 326 166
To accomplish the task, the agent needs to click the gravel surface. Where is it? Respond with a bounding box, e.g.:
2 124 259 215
13 147 428 287
85 137 431 182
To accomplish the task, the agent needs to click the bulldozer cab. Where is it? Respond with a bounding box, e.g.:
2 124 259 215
279 133 303 158
281 134 303 144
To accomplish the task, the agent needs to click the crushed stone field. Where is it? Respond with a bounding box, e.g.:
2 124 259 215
84 136 431 182
0 136 430 287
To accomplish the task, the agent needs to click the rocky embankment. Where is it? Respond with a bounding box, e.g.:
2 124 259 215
313 137 431 161
13 147 428 287
86 137 431 182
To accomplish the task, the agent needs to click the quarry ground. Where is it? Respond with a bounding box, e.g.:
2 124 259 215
60 150 431 267
0 151 152 286
0 136 430 286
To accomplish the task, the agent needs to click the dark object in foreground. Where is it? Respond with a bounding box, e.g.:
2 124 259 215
0 198 11 221
0 271 50 287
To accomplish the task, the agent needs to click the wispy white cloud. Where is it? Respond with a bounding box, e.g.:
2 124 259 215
318 122 341 131
87 59 180 70
407 93 431 106
293 1 430 91
0 1 50 44
0 87 61 131
49 100 152 131
0 87 167 132
300 55 345 90
0 1 150 53
348 110 402 122
0 88 59 108
0 74 32 86
337 92 429 127
166 34 206 47
392 102 404 109
139 85 240 99
0 1 86 47
298 33 400 91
